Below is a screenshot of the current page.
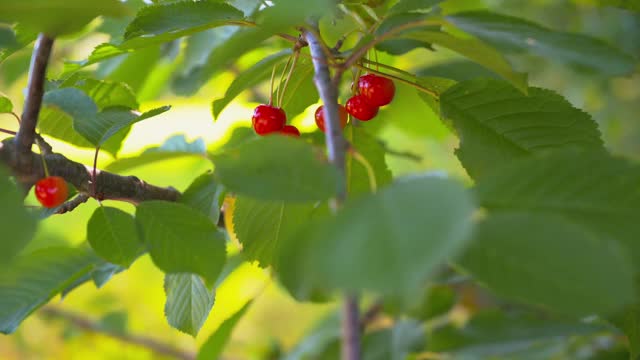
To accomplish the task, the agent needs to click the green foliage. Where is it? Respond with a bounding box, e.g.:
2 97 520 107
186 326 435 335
180 172 225 221
346 127 393 197
136 201 226 283
87 206 141 268
164 274 215 337
0 166 37 264
0 95 12 113
440 79 603 178
197 301 252 360
211 136 339 202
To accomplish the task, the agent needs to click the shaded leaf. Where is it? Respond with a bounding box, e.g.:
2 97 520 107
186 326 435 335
197 300 252 360
87 206 142 268
180 172 225 221
164 274 214 337
0 166 37 264
136 201 226 283
346 127 393 198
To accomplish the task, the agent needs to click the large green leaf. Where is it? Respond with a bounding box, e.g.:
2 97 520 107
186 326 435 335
180 172 225 221
278 176 475 297
233 197 317 267
61 76 138 110
475 150 640 267
211 136 339 202
121 1 244 49
447 11 636 75
0 247 98 334
164 274 215 337
136 201 226 283
440 79 604 179
87 206 142 268
0 166 37 264
197 300 252 360
345 127 393 198
404 31 528 92
0 0 129 36
459 212 635 317
212 49 292 119
0 24 35 63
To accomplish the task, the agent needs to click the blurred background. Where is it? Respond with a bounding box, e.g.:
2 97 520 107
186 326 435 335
0 0 638 358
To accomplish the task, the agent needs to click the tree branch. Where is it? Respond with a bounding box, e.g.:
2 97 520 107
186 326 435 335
40 306 196 360
303 26 360 360
14 34 54 167
1 139 180 204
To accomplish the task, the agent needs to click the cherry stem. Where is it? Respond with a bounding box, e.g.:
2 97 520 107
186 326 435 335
356 64 439 98
278 51 300 108
0 128 16 135
276 55 293 107
10 112 21 124
268 65 277 106
350 148 377 192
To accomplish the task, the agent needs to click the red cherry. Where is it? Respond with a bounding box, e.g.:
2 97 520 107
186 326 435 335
358 74 396 106
314 105 349 132
279 125 300 137
346 95 379 121
252 104 286 135
35 176 68 208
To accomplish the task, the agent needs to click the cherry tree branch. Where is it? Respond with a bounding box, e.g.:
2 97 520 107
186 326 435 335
14 34 54 167
303 26 360 360
40 306 196 360
0 139 180 204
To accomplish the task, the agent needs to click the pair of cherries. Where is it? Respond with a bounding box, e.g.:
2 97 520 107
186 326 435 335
315 73 395 131
251 105 300 136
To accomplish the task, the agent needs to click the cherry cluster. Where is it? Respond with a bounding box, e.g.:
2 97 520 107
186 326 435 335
250 73 395 136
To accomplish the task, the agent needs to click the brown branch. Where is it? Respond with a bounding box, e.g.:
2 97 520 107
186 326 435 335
40 306 196 360
56 193 90 214
1 139 180 204
14 34 54 168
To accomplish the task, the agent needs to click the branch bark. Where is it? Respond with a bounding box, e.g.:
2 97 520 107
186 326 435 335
1 139 180 204
40 306 196 360
304 27 360 360
14 34 54 167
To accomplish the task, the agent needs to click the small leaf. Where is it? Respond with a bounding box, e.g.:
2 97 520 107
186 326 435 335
0 166 37 264
440 79 604 179
278 176 475 297
136 201 226 283
447 11 636 75
197 301 252 360
164 274 215 337
122 1 244 49
180 172 224 221
0 95 12 113
459 212 635 317
211 136 339 202
87 206 142 268
404 31 528 92
233 197 316 267
212 49 292 119
0 247 98 334
0 0 129 36
389 0 444 14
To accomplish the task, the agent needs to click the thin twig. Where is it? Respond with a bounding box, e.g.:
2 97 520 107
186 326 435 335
35 133 53 155
14 34 54 167
56 193 90 214
378 141 423 162
0 128 16 135
40 307 196 360
360 300 383 329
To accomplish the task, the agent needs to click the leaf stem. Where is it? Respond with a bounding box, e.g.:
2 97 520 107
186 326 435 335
0 128 16 135
350 149 377 192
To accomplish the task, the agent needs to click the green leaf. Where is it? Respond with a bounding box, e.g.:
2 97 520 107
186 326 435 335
121 1 244 49
87 206 142 268
212 49 292 119
180 172 224 221
211 136 339 202
389 0 444 14
0 247 98 334
440 79 604 179
0 166 37 264
275 56 319 119
197 300 252 360
597 0 640 11
475 150 640 269
61 76 138 110
233 197 316 267
346 127 393 198
362 319 425 360
404 31 528 93
136 201 226 283
0 0 129 36
459 212 635 317
428 310 604 356
284 312 341 360
375 12 438 55
446 11 636 76
0 95 12 113
616 305 640 359
278 176 475 297
0 25 34 63
417 59 501 81
164 273 214 337
43 87 98 124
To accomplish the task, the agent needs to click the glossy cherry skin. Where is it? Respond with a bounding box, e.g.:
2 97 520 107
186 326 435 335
358 74 396 107
279 125 301 137
35 176 68 208
345 95 379 121
252 104 286 135
314 105 349 132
